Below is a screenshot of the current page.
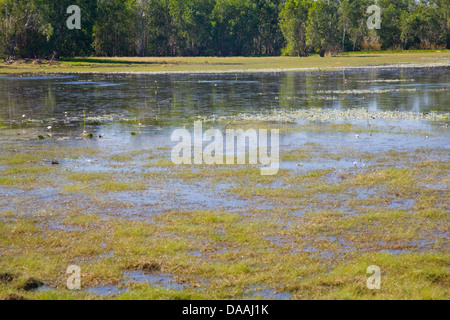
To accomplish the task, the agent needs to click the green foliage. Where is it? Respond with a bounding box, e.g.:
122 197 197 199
377 0 449 50
0 0 448 59
306 0 341 56
93 0 135 56
0 0 52 60
338 0 372 51
211 0 259 56
279 0 312 56
48 0 97 58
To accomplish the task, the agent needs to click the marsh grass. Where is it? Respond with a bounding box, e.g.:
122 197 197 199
0 120 448 300
0 153 41 165
67 172 111 183
63 180 148 193
109 154 135 162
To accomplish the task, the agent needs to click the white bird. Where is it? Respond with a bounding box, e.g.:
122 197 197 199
355 134 360 139
47 126 52 130
353 161 357 166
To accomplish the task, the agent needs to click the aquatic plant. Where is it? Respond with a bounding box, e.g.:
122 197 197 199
206 108 450 124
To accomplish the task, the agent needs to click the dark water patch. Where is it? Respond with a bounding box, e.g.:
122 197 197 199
46 222 84 232
35 285 54 293
85 285 127 296
59 81 122 88
20 278 44 291
246 285 292 300
123 270 189 291
265 236 294 247
0 75 77 80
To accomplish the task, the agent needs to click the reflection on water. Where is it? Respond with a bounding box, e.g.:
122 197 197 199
0 68 449 129
0 69 447 299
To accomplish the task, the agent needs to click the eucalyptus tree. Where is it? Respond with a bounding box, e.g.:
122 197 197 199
128 0 151 56
279 0 312 56
0 0 51 60
431 0 450 49
47 0 97 58
211 0 259 56
338 0 372 51
1 0 449 59
305 0 340 57
93 0 135 56
253 0 284 55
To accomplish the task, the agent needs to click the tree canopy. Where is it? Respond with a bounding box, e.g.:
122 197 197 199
0 0 448 60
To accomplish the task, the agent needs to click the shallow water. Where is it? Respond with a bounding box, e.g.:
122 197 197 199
0 67 449 128
0 68 448 299
0 68 448 159
0 69 448 216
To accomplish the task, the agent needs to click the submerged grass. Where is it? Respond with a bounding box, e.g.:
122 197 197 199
0 119 448 300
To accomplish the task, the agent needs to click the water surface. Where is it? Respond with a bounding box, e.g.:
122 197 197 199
1 68 448 129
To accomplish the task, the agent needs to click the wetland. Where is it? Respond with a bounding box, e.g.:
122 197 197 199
0 65 448 300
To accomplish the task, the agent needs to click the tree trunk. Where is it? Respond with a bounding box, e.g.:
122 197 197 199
138 20 144 57
342 28 346 52
7 32 22 61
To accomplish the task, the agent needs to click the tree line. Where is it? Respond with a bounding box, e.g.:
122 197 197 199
0 0 448 60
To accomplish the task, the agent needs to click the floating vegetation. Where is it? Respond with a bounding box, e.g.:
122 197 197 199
430 88 450 92
81 131 93 139
284 95 338 101
317 88 417 95
85 114 116 124
357 79 415 83
206 108 450 124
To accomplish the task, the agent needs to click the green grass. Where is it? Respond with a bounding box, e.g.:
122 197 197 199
1 51 449 74
289 252 449 300
67 172 111 183
0 121 448 300
0 153 42 165
342 49 450 55
109 154 135 162
62 180 147 193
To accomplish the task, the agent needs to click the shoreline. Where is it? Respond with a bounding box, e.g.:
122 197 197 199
2 62 449 76
1 52 449 75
